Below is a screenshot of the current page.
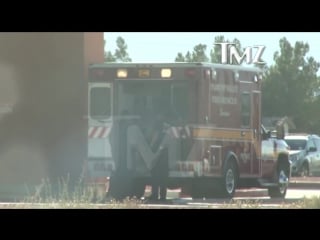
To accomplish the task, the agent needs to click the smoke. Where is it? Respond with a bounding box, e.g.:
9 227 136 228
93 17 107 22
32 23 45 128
0 142 48 185
0 62 20 120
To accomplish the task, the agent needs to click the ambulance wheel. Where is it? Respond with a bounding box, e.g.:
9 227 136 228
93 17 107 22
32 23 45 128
218 159 238 198
268 163 289 199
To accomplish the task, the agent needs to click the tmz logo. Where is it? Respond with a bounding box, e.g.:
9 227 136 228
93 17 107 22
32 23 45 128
215 43 266 65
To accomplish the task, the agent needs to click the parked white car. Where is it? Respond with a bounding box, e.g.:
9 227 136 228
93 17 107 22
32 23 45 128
284 134 320 177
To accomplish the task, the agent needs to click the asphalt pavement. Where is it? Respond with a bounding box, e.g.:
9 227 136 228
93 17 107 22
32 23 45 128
289 177 320 189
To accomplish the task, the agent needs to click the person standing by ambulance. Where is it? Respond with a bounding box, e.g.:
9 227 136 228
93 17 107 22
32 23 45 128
148 113 169 202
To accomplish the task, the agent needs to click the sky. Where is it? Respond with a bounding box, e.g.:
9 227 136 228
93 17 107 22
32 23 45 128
104 32 320 71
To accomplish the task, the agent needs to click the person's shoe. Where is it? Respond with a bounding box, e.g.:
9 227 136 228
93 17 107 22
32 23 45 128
144 195 158 203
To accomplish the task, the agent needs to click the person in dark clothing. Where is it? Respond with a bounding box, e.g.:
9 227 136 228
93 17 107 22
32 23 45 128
150 148 168 201
148 114 169 202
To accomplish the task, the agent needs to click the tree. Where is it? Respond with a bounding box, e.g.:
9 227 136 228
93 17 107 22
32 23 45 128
175 52 185 62
105 51 116 62
104 40 116 62
262 37 320 132
114 37 132 62
175 35 246 64
104 37 132 62
303 95 320 134
192 44 209 62
174 44 209 62
185 51 192 62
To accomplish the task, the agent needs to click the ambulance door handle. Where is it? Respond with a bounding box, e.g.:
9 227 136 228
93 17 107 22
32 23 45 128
241 131 245 137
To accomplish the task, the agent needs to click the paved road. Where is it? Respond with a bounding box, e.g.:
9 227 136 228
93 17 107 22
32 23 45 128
139 188 320 209
140 178 320 208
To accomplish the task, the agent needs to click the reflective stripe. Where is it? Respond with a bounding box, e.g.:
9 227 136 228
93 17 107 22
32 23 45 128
88 127 112 138
169 126 192 139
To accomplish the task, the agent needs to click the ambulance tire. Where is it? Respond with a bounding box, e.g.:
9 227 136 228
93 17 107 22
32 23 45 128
217 159 238 198
268 163 289 199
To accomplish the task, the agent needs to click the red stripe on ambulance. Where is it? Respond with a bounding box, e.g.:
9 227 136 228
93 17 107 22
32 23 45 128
88 126 111 138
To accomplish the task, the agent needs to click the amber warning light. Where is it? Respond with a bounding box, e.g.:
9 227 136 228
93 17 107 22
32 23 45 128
138 69 150 78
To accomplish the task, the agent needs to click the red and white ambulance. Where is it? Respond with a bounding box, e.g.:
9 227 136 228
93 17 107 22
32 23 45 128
86 62 290 199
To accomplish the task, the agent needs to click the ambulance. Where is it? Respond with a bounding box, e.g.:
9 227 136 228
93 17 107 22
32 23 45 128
86 62 290 199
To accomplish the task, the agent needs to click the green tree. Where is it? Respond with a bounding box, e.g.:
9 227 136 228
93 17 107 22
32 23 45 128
174 44 209 62
104 37 132 62
185 51 192 62
175 35 244 63
104 40 116 62
303 95 320 134
192 44 209 62
175 52 185 62
114 36 132 62
262 37 320 132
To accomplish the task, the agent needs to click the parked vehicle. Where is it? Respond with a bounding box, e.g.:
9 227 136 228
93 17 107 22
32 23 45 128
284 134 320 177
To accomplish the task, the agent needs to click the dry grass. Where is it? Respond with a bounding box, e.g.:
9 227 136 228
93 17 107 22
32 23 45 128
6 176 320 209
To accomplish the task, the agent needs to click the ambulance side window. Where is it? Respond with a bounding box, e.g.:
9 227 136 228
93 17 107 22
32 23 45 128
90 87 111 120
241 92 251 127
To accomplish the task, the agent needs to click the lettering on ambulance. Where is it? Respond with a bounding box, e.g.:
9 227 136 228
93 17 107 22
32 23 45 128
210 73 239 120
211 84 238 107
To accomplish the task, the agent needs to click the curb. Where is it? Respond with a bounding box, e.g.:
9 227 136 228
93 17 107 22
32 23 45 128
289 181 320 190
289 177 320 189
145 187 269 198
235 189 268 198
141 181 320 199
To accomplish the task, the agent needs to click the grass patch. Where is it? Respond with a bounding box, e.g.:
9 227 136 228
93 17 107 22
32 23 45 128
14 175 320 208
298 196 320 209
23 174 106 204
220 199 264 209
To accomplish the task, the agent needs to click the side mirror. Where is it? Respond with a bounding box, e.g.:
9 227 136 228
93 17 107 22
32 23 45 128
262 130 271 140
267 131 271 138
